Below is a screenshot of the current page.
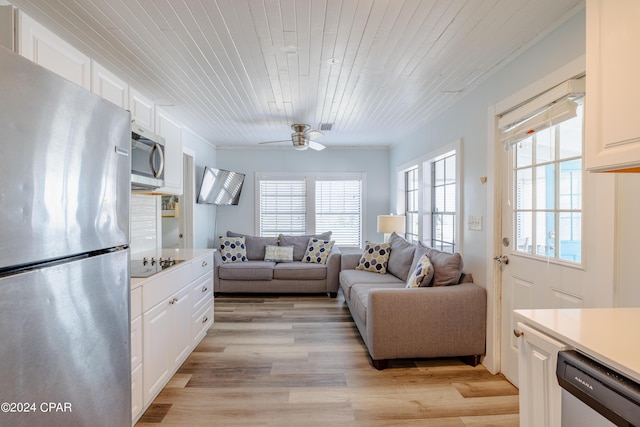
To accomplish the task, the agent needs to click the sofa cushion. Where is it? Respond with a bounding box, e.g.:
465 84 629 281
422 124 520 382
227 231 278 260
219 236 247 263
387 232 416 281
356 241 391 274
302 238 335 264
273 261 327 280
350 283 407 325
339 269 403 299
419 242 464 286
279 232 332 261
264 245 293 263
406 253 434 288
218 260 275 280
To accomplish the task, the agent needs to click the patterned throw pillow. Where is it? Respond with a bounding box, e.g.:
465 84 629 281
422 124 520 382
406 253 434 288
264 245 294 263
356 241 391 274
218 236 247 263
302 238 335 264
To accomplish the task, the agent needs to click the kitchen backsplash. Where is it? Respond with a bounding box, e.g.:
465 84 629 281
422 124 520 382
130 193 158 254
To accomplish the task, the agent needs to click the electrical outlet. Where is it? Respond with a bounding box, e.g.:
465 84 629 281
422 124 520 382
468 215 482 231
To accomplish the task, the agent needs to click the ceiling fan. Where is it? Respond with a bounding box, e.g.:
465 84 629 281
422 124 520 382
259 124 326 151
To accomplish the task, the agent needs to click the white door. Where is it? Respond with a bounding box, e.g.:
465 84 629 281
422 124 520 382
498 102 588 385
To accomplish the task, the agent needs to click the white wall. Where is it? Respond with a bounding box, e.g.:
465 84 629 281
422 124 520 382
182 129 218 249
215 147 390 243
389 9 587 287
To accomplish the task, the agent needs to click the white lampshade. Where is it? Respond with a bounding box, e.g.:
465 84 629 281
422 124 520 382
377 215 406 242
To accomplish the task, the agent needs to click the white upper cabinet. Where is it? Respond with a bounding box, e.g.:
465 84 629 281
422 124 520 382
155 110 183 195
130 88 155 131
18 12 90 90
585 0 640 172
91 60 129 110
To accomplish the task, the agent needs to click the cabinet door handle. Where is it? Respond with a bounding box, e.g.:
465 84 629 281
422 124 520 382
201 286 208 293
169 297 178 305
513 329 523 338
202 260 208 267
202 316 208 324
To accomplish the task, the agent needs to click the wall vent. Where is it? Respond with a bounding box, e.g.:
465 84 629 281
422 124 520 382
319 123 333 131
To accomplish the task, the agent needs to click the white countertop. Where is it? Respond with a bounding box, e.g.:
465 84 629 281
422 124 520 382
514 307 640 383
130 248 215 290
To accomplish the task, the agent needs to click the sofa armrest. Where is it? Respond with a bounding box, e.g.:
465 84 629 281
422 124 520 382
325 246 342 295
213 250 224 292
365 283 487 360
341 252 361 270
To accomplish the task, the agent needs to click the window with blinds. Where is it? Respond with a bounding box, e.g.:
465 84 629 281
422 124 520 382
498 77 585 263
431 153 456 252
257 174 364 247
259 180 306 236
316 180 362 247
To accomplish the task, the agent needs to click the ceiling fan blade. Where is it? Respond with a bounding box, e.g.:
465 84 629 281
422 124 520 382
259 139 290 145
308 140 326 151
305 130 323 140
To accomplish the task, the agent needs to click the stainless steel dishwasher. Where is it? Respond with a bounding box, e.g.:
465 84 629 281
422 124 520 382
557 350 640 426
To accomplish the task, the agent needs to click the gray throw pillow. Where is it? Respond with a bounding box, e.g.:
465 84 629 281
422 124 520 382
278 232 332 261
418 241 464 286
226 231 277 260
386 232 416 281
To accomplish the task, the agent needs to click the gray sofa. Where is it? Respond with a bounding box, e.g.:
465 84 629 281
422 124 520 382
214 231 342 297
340 233 487 369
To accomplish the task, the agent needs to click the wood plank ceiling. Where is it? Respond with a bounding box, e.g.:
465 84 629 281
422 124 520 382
8 0 584 148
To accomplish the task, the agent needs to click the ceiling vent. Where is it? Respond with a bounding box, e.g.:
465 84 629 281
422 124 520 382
319 123 333 131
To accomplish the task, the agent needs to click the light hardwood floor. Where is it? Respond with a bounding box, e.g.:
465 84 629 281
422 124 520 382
136 292 519 426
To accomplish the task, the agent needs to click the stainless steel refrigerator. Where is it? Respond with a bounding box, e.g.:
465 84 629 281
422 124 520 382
0 46 131 426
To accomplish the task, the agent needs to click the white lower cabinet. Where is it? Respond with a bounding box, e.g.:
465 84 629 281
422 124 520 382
517 321 569 427
132 250 214 424
142 283 190 405
131 364 143 422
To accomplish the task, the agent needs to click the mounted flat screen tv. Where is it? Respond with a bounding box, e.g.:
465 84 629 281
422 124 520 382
197 167 245 205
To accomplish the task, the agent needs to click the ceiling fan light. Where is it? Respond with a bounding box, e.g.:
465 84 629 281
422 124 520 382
294 144 308 151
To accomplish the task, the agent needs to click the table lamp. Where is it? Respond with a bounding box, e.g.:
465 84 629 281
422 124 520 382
377 215 406 242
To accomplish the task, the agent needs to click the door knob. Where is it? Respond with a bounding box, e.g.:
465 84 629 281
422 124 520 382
494 255 509 265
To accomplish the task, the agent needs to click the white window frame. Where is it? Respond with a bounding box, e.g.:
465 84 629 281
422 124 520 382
396 139 462 253
255 172 366 248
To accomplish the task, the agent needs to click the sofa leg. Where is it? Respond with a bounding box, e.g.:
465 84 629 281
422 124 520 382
460 355 481 367
371 359 388 370
328 292 337 298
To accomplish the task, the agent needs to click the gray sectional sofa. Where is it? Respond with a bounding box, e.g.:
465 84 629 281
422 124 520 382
214 231 342 297
340 233 487 369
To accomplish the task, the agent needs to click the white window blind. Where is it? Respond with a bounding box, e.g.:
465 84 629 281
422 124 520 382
259 180 306 236
316 180 362 247
499 78 585 146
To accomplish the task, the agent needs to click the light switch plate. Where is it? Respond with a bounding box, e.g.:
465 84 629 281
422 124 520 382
468 215 482 231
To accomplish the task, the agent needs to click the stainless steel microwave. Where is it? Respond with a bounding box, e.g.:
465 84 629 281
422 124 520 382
131 122 165 190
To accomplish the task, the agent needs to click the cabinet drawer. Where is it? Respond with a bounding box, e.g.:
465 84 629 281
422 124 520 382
191 252 214 282
192 271 213 311
142 264 190 312
131 287 142 319
192 301 213 347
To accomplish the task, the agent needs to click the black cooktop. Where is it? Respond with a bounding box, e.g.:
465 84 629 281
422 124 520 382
131 257 185 278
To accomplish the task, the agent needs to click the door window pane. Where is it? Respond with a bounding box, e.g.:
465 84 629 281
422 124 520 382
536 128 555 163
535 164 555 210
559 159 582 210
516 137 533 168
515 168 532 210
512 98 583 263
